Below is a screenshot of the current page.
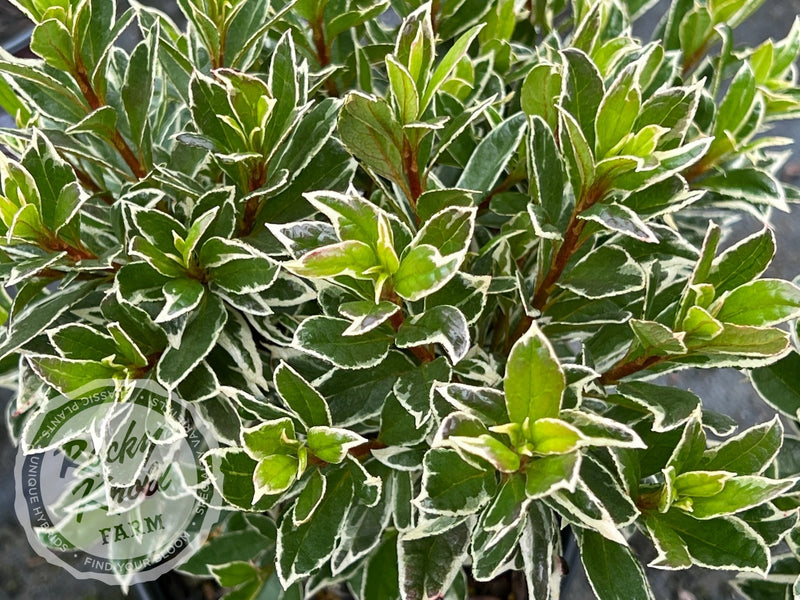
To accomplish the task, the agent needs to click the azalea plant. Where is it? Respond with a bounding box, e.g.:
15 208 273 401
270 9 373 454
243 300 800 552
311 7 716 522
3 0 800 598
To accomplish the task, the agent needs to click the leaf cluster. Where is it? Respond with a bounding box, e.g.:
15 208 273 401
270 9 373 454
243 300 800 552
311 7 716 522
3 0 800 598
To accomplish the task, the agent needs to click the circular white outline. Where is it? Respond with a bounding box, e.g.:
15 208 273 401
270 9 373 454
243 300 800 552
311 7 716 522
14 378 222 586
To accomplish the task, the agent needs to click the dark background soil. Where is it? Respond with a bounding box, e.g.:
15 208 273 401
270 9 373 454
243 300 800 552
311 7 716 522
1 0 800 598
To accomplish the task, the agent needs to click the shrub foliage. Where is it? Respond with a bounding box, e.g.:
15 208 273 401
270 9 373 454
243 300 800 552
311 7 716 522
3 0 800 597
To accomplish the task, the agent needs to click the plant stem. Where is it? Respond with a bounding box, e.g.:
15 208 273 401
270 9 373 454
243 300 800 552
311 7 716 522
681 36 712 77
386 292 435 363
531 213 586 311
599 354 666 385
402 138 423 200
532 181 607 307
505 185 606 351
431 0 441 33
239 162 269 236
307 438 388 467
312 17 340 97
402 137 423 222
73 60 147 179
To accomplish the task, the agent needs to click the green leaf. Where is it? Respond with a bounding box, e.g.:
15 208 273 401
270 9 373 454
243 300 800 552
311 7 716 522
560 410 646 448
707 228 775 295
629 319 688 356
415 448 496 515
521 503 561 600
273 362 331 429
479 473 528 533
396 306 470 364
326 0 391 41
529 418 584 454
179 524 275 577
288 240 379 279
688 476 795 519
425 272 489 325
635 85 700 147
528 116 567 228
253 453 300 501
435 383 509 426
129 236 185 277
578 203 658 243
48 323 116 361
100 294 167 357
209 561 259 588
653 511 769 572
273 97 341 180
307 426 366 464
394 245 460 302
262 31 299 150
447 434 520 472
189 71 244 152
617 381 701 432
420 24 483 112
524 452 581 499
276 466 354 586
561 246 644 299
0 279 100 360
667 413 707 474
0 60 87 122
121 34 156 150
700 169 788 212
691 323 789 359
26 355 120 396
386 55 419 124
470 502 526 581
107 323 148 369
595 70 642 158
200 238 280 295
644 514 692 569
395 4 435 89
338 92 405 190
701 417 783 475
561 48 604 150
339 301 400 336
682 306 724 341
576 528 655 600
714 63 756 141
414 205 476 257
21 131 76 230
242 418 297 460
304 190 387 248
380 390 431 447
504 322 565 425
30 19 75 72
455 113 526 198
362 533 401 599
548 477 628 543
157 293 228 388
399 522 470 600
714 279 800 327
293 316 392 369
750 352 800 418
679 6 713 67
673 470 731 497
415 189 478 223
320 351 417 424
520 63 563 131
202 448 279 511
156 278 205 323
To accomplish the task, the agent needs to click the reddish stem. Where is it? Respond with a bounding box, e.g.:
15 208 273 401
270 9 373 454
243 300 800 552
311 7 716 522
73 61 146 179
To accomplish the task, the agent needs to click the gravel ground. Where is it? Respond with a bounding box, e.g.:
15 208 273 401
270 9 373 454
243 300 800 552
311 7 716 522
1 1 800 599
